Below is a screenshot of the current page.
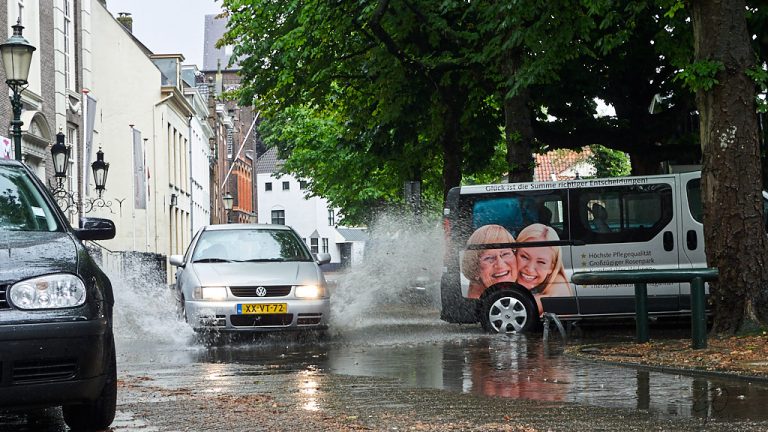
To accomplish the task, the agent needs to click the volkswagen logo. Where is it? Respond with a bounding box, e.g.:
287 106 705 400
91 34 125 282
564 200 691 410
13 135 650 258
255 286 267 297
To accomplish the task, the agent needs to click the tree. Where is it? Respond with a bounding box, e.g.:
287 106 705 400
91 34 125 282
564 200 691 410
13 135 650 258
690 0 768 333
588 145 631 178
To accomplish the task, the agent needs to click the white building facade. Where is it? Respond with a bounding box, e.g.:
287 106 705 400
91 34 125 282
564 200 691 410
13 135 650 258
255 148 366 269
181 66 213 237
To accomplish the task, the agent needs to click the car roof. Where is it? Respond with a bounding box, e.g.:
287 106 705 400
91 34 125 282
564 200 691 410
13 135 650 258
201 223 292 232
0 159 26 168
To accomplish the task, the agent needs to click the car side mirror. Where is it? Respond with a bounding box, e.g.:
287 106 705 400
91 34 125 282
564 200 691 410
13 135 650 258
314 253 331 265
169 255 185 267
75 217 116 241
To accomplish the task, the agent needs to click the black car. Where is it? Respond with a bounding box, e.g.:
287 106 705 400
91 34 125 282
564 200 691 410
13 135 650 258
0 159 117 431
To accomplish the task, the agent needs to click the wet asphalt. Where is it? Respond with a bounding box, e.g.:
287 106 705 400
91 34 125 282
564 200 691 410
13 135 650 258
5 306 768 431
4 261 768 431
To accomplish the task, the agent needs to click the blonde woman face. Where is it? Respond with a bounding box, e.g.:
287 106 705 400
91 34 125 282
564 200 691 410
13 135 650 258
477 248 517 288
516 246 555 289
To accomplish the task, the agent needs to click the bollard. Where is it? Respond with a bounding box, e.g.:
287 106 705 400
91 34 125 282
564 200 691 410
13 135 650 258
690 277 707 349
634 282 649 343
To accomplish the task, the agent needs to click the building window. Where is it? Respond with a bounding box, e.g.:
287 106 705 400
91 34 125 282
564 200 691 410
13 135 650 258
63 0 74 90
271 210 285 225
265 182 272 191
328 210 335 226
300 180 308 189
310 238 319 254
282 181 290 191
322 238 329 254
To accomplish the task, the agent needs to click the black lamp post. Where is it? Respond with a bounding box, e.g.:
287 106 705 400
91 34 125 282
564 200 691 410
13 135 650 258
51 131 70 179
49 134 112 214
222 191 234 223
91 147 110 197
0 19 36 161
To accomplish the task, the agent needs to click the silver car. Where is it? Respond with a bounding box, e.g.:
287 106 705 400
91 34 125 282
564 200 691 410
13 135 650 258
169 224 331 332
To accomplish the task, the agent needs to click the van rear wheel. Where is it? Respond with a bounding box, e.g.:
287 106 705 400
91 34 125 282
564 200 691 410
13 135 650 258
480 289 539 333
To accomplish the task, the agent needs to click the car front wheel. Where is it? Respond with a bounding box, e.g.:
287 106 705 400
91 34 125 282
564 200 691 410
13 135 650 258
480 288 539 334
62 334 117 431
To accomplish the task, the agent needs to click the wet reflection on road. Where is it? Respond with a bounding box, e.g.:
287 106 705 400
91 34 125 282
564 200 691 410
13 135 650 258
113 311 768 422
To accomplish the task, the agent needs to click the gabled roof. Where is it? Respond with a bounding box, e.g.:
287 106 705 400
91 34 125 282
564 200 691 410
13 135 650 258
337 228 368 242
255 147 283 174
534 148 593 182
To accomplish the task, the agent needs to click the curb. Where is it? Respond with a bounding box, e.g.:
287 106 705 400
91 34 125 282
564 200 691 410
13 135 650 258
565 346 768 384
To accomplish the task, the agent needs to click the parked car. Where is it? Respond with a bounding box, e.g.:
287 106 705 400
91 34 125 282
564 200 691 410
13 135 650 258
0 159 117 431
169 224 331 333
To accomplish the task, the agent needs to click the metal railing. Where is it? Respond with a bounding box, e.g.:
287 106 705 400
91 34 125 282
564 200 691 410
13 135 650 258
571 268 719 349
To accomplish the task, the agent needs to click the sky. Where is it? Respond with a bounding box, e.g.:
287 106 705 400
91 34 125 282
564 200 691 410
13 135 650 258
105 0 224 67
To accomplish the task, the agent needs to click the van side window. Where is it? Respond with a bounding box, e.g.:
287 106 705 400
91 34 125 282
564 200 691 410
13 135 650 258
687 179 703 223
572 184 673 244
466 191 568 239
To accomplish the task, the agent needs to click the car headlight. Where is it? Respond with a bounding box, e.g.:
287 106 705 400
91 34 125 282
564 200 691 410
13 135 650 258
193 286 227 301
9 274 86 309
295 285 324 299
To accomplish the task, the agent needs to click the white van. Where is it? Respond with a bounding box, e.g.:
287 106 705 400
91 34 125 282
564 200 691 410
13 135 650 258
439 171 739 333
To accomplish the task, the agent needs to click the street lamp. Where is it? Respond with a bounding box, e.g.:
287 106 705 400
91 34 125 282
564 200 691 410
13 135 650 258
91 147 110 197
0 19 36 161
222 191 233 223
50 131 70 178
49 135 113 214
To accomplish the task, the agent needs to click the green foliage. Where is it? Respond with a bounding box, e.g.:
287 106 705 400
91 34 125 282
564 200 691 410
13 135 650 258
588 144 631 178
674 60 725 92
218 0 764 222
257 105 444 225
747 65 768 112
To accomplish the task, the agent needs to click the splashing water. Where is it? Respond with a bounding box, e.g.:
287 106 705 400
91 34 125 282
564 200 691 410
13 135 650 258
104 252 195 348
329 211 445 334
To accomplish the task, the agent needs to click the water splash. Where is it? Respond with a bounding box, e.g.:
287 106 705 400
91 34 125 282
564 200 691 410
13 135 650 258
105 252 195 347
328 211 445 334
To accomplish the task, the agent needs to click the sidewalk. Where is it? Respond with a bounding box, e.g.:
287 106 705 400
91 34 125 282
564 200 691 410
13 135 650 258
567 333 768 381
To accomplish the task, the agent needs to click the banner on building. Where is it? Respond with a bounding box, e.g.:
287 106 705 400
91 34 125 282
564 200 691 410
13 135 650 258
84 93 98 193
0 136 12 159
133 128 147 209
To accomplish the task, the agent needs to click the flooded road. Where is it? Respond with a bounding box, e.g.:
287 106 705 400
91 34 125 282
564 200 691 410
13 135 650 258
4 218 768 431
113 308 768 423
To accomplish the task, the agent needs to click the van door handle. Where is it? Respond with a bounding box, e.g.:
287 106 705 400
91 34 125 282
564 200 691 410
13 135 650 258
686 230 698 250
663 231 674 251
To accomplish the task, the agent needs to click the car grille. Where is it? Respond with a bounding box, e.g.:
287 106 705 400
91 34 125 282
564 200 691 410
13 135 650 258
230 285 292 297
0 284 9 310
297 313 323 325
12 359 77 383
230 314 293 327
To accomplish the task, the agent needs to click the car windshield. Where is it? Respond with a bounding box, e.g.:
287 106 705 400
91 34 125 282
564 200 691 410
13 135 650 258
191 228 313 263
0 165 61 232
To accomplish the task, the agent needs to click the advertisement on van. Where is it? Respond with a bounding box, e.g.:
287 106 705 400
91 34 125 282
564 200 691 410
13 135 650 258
444 172 709 333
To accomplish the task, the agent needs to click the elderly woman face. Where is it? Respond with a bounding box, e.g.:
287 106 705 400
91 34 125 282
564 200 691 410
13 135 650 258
477 248 517 288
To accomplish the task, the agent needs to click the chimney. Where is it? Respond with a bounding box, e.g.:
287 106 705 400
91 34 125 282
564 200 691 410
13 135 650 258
117 12 133 33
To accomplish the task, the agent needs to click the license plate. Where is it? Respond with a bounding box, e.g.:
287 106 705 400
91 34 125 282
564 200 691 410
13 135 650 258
237 303 287 314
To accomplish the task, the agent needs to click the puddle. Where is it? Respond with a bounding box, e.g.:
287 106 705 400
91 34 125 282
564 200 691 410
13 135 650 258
106 214 768 422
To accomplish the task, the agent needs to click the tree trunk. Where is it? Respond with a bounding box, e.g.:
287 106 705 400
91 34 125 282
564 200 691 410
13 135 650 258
629 154 662 176
692 0 768 333
504 89 535 183
501 49 534 183
439 83 464 202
